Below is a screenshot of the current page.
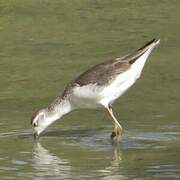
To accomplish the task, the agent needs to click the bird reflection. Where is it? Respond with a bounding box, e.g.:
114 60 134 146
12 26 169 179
111 147 122 167
97 147 124 180
32 141 123 179
32 142 71 179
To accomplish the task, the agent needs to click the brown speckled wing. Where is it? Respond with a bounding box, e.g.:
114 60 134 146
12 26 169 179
73 39 156 86
74 60 130 86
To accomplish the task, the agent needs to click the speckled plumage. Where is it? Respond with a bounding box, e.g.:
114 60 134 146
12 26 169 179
31 39 160 139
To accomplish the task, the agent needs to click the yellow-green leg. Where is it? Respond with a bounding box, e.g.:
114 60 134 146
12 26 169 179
106 106 122 142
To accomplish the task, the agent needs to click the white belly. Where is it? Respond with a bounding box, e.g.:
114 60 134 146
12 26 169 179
100 48 153 107
71 48 153 109
71 84 104 109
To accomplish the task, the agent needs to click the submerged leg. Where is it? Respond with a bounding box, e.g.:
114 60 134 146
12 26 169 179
106 106 123 142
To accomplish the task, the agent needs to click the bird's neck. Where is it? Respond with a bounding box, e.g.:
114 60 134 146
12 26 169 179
45 97 72 126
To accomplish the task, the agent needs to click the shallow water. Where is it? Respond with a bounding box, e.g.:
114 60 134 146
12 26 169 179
0 0 180 179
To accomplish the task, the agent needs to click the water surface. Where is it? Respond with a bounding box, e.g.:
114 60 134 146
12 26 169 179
0 0 180 179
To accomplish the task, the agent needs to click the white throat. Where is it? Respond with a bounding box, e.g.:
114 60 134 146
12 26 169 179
46 98 72 126
34 98 73 136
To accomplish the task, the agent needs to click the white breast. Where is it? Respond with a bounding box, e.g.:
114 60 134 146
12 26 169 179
71 84 104 109
71 46 156 109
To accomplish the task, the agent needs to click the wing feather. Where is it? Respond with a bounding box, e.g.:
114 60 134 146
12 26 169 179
74 39 158 86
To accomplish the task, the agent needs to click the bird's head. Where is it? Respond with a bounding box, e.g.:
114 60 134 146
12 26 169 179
31 109 49 139
31 100 72 139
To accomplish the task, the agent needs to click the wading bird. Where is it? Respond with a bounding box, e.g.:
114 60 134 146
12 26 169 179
31 39 160 141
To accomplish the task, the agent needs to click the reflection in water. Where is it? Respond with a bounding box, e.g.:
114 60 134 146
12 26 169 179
32 143 71 179
32 142 123 179
111 147 122 167
97 147 124 180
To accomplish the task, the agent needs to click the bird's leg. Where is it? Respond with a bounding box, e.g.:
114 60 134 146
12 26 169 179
106 106 122 141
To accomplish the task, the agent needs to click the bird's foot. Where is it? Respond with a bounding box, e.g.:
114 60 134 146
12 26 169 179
110 127 122 143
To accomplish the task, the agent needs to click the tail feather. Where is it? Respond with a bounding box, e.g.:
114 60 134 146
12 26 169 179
138 38 160 51
128 38 160 65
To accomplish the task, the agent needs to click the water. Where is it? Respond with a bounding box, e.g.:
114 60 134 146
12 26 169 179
0 0 180 179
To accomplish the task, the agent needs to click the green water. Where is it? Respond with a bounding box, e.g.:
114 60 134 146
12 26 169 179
0 0 180 179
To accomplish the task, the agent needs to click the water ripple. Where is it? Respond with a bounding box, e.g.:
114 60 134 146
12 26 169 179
0 127 180 151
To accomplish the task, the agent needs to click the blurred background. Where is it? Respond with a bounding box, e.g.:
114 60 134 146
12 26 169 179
0 0 180 179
